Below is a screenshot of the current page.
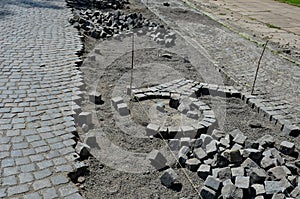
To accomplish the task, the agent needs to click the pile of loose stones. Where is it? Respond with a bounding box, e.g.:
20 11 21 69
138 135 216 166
159 129 300 199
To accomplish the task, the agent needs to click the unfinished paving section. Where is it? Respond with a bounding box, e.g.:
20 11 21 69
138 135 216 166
72 0 300 198
0 0 85 198
143 0 300 136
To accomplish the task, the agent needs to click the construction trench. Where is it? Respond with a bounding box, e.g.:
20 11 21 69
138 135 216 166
65 0 300 198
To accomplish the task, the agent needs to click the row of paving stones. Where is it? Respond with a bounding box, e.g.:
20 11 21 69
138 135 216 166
141 0 300 135
0 0 85 198
128 78 299 137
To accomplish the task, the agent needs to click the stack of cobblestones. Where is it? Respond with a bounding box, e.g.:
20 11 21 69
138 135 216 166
169 129 300 198
69 9 176 46
66 0 129 9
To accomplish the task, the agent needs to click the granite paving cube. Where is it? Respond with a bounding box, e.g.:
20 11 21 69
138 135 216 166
181 126 196 138
249 168 267 184
242 148 262 161
279 141 295 155
42 187 58 199
111 97 123 109
282 124 300 137
222 149 243 164
187 111 199 119
78 112 92 126
58 184 79 197
211 129 225 141
178 146 190 164
168 139 180 151
186 158 200 172
258 135 275 148
235 176 250 189
169 94 180 109
219 138 230 149
264 181 282 195
251 184 266 196
147 149 167 170
146 123 160 136
51 175 69 185
2 175 17 186
204 176 222 191
205 140 218 156
231 167 244 177
88 92 103 104
117 103 130 116
217 167 232 181
156 102 165 112
7 184 29 197
194 147 207 160
200 134 214 148
75 142 91 158
200 186 217 199
268 166 289 180
197 164 211 179
18 172 34 183
221 184 243 199
180 137 191 147
233 133 247 145
160 168 178 187
33 169 52 179
241 158 259 168
260 157 276 169
290 187 300 198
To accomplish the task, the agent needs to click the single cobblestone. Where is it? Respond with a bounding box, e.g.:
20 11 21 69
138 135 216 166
41 188 58 199
2 175 17 186
65 193 84 199
20 163 36 173
34 169 52 180
15 157 30 166
50 175 69 185
3 167 19 177
37 160 54 170
1 158 15 167
32 179 52 191
7 184 29 197
23 192 42 199
58 184 79 197
18 173 34 184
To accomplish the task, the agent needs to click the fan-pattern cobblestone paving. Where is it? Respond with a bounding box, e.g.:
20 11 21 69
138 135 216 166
0 0 84 198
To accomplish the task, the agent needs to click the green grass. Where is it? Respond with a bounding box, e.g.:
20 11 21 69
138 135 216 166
275 0 300 6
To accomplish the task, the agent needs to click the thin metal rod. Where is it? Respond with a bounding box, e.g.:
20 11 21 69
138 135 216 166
251 39 269 95
130 33 134 98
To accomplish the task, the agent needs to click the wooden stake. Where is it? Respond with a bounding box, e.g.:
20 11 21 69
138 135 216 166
251 40 269 95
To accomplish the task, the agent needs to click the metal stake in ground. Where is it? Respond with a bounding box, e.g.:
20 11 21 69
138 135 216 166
130 33 134 100
251 40 269 95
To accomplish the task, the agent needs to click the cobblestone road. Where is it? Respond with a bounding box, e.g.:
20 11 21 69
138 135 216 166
0 0 84 198
143 0 300 132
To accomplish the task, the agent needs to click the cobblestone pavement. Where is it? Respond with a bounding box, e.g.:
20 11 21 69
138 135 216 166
143 0 300 132
0 0 84 198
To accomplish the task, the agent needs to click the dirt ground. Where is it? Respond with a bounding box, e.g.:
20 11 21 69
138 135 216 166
74 0 300 198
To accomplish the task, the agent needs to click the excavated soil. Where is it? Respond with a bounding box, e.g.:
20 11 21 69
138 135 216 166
76 0 299 198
